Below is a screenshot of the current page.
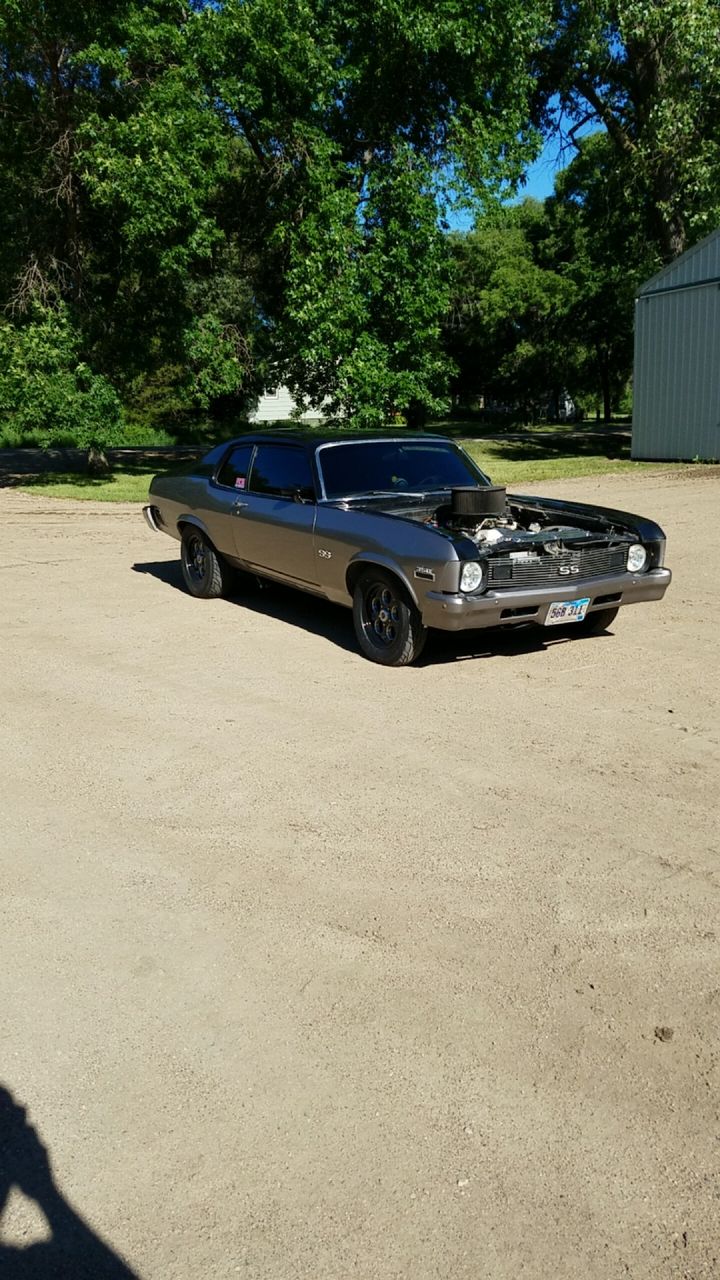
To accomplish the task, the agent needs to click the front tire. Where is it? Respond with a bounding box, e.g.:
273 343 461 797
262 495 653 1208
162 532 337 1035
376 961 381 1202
352 570 427 666
575 605 620 635
180 527 231 599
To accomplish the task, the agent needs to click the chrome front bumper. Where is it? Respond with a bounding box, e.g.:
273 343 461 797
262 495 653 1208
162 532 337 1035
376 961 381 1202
421 568 672 632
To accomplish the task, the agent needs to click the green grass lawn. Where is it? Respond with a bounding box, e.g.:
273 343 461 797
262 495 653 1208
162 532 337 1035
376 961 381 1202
19 469 164 502
14 431 701 501
461 440 660 485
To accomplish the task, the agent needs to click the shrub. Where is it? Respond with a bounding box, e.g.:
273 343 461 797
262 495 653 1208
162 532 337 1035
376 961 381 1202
118 421 175 447
0 305 125 452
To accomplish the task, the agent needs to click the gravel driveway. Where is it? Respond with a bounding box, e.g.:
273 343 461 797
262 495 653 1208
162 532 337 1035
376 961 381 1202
1 473 718 1279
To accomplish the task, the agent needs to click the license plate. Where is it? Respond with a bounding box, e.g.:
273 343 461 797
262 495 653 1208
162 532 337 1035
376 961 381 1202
544 597 590 626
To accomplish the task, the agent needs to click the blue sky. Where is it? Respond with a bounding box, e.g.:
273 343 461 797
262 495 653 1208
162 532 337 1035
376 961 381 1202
517 135 566 202
446 112 602 231
516 108 601 202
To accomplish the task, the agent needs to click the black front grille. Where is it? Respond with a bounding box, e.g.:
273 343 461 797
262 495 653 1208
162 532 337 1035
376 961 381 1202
487 544 627 590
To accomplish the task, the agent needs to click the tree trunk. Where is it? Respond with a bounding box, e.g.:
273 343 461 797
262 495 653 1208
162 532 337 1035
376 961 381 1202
87 446 110 477
601 370 611 424
597 348 612 423
404 399 427 429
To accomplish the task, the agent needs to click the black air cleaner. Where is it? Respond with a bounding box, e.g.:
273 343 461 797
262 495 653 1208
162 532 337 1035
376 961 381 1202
450 486 507 519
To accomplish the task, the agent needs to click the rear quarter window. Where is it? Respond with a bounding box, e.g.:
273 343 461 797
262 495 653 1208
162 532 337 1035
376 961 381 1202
217 444 254 489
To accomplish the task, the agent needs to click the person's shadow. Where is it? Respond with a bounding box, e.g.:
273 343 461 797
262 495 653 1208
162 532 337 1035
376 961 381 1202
0 1085 139 1278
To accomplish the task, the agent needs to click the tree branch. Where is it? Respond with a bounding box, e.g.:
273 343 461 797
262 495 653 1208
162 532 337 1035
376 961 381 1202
575 78 636 158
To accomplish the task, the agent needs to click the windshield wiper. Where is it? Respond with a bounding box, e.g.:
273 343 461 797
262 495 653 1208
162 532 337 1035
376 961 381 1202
358 489 436 498
329 488 448 501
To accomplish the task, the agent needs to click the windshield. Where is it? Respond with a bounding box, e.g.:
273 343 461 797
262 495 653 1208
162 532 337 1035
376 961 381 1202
317 440 489 500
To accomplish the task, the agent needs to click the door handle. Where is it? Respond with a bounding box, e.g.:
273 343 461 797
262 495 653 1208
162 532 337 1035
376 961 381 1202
233 501 248 512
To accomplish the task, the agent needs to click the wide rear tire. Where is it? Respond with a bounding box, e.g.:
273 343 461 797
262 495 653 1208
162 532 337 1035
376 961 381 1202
180 527 232 599
352 569 427 666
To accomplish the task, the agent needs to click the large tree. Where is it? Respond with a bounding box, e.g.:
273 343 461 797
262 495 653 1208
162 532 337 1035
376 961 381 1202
0 0 550 434
0 0 266 437
534 0 720 262
197 0 547 424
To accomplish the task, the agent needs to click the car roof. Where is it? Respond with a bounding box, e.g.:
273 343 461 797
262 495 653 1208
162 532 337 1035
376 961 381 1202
220 430 454 454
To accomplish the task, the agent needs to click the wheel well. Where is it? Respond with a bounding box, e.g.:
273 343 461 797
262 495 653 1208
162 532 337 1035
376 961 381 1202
346 561 411 602
178 518 208 542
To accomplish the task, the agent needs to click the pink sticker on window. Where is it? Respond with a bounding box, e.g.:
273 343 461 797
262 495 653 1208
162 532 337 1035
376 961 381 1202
235 476 246 489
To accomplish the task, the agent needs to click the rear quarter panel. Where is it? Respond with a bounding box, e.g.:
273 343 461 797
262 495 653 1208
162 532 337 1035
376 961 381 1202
149 474 229 551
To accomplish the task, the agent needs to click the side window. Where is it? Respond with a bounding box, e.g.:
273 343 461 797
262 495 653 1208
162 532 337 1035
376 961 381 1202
216 444 254 490
248 445 315 499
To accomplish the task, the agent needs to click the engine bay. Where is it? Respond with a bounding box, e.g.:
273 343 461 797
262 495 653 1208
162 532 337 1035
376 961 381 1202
341 484 636 559
431 492 617 555
417 485 631 556
439 515 605 553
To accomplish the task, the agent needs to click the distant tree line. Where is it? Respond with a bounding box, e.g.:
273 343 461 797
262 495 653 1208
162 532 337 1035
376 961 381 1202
1 0 719 452
447 135 648 424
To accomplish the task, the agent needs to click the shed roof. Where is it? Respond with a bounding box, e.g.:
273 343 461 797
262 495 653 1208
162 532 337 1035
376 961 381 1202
638 226 720 297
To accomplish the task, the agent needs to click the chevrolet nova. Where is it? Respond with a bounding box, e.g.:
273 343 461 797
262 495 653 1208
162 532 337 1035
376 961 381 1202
143 432 671 665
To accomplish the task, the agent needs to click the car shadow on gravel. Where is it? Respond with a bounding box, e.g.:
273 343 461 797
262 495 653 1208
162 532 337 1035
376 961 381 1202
0 1084 138 1278
420 626 583 665
133 559 602 666
133 558 360 655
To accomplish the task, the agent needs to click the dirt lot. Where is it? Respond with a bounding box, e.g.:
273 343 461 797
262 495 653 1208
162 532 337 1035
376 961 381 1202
1 472 718 1279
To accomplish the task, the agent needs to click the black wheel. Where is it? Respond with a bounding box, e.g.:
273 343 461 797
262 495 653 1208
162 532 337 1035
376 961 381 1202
352 570 427 666
180 527 231 599
575 605 620 635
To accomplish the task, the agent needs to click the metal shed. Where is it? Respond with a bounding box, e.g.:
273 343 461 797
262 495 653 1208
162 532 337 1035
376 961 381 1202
632 227 720 460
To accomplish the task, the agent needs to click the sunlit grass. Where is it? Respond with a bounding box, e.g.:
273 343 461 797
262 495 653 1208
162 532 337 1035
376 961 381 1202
461 442 662 485
19 469 161 502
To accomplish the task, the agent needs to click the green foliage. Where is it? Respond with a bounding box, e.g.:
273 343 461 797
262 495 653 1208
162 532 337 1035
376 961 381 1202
534 0 720 261
2 0 546 434
181 314 246 409
279 151 454 425
116 422 175 447
447 200 579 415
0 0 257 431
447 133 660 423
0 306 124 449
546 132 659 417
196 0 547 421
1 0 718 447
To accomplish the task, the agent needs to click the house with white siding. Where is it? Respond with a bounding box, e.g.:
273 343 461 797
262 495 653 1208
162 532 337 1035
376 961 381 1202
249 385 328 424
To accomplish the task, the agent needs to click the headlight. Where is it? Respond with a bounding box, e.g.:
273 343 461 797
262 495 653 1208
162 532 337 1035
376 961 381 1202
459 561 485 593
627 543 647 573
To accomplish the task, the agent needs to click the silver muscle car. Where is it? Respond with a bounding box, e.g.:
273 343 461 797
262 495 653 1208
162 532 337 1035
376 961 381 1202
143 432 671 665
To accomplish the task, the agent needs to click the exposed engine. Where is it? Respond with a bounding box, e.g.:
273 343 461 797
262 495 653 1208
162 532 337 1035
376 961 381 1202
430 485 611 554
